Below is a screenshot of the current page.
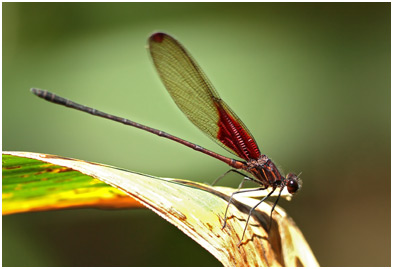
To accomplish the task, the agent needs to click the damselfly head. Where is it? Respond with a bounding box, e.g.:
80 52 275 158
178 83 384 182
285 173 301 194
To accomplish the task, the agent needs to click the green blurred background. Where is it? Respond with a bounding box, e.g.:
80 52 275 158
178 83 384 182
3 2 390 266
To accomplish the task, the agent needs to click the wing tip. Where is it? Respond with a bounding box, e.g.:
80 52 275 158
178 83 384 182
149 32 167 44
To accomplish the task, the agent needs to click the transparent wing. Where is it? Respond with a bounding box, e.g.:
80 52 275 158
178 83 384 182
148 32 261 161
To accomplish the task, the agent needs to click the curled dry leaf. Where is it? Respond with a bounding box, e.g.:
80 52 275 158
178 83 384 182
2 151 319 267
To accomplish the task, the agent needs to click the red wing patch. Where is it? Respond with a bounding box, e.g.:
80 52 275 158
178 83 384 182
216 102 261 161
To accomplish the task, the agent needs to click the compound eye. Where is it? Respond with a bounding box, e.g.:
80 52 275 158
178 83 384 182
287 179 299 194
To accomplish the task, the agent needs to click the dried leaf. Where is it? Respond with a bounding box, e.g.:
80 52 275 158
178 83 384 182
2 151 319 267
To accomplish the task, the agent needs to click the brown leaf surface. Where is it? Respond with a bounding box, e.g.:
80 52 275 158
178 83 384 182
3 151 319 267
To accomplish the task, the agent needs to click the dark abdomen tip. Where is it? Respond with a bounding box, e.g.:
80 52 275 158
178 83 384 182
30 88 47 97
30 88 57 102
30 88 41 95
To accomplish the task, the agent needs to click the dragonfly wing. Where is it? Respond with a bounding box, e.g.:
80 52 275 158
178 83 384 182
148 32 261 161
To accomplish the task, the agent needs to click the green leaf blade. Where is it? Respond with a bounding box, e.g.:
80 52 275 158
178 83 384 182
3 153 139 214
